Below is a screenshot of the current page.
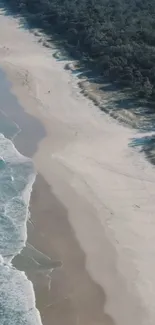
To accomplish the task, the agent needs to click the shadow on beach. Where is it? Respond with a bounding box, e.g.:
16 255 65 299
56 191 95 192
1 0 155 164
1 0 155 128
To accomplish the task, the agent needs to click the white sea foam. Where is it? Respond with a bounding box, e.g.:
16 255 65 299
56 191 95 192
0 133 30 163
0 263 42 325
0 133 42 325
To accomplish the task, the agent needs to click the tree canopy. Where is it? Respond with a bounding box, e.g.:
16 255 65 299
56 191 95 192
5 0 155 102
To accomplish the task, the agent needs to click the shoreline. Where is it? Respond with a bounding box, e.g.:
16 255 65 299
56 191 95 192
2 54 116 325
1 8 155 325
0 13 116 325
1 68 115 325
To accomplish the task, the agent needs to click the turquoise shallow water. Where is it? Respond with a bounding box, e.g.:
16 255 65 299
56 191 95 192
0 69 42 325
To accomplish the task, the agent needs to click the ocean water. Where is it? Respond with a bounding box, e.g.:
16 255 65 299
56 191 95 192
0 134 42 325
0 71 42 324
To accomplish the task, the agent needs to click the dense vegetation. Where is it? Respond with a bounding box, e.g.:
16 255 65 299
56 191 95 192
5 0 155 102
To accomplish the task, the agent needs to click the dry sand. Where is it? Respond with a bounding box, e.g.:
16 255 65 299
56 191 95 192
0 8 155 325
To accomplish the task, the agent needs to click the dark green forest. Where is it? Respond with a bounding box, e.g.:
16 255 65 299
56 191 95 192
5 0 155 102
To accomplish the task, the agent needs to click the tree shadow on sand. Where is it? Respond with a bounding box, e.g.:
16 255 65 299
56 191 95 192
1 0 155 168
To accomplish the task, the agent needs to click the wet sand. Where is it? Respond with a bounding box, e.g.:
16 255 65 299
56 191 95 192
0 61 114 325
1 62 115 325
0 14 114 325
1 63 114 324
28 174 114 325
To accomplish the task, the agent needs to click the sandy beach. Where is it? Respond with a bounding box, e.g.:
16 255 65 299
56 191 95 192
1 7 155 325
